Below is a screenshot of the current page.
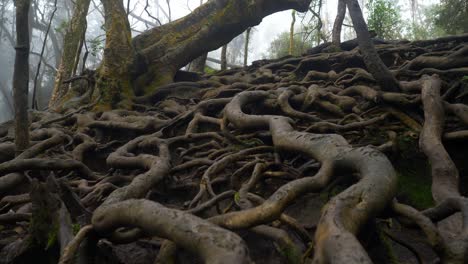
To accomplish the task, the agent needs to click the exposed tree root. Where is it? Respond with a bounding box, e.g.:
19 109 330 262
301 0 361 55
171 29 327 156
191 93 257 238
1 37 468 264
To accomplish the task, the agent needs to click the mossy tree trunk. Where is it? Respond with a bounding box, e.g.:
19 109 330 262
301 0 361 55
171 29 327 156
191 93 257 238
53 0 312 110
94 0 135 110
49 0 91 108
131 0 312 94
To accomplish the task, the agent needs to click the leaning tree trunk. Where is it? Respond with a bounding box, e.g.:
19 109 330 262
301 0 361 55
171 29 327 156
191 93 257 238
332 0 346 46
345 0 400 92
12 0 31 154
49 0 91 108
131 0 312 94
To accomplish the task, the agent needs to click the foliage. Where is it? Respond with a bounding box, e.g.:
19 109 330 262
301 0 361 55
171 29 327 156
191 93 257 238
366 0 403 40
434 0 468 35
88 36 105 57
204 65 217 74
404 5 446 40
266 30 313 59
54 20 68 35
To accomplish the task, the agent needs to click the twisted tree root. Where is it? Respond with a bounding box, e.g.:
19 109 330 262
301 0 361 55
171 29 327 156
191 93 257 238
209 90 397 263
92 199 252 264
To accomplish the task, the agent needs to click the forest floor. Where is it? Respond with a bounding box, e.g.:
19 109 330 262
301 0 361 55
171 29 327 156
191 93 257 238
1 34 468 264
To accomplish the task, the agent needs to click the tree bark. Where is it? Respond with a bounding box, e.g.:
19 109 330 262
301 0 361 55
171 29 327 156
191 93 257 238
244 27 251 67
189 54 208 73
94 0 135 110
220 44 227 70
332 0 346 46
289 10 296 55
345 0 400 92
52 0 312 110
13 0 31 154
131 0 312 93
49 0 91 108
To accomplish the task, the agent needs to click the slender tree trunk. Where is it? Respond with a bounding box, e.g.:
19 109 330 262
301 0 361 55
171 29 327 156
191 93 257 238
345 0 400 92
332 0 346 46
13 0 31 154
32 0 57 110
244 27 251 67
289 10 296 55
220 44 227 71
49 0 91 108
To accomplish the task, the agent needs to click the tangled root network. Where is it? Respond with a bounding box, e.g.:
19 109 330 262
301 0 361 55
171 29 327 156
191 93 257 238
2 34 468 264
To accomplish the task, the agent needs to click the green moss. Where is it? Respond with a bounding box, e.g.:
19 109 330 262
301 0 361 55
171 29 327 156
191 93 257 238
394 133 434 209
29 206 59 250
72 223 81 235
379 229 398 264
396 170 433 209
234 192 240 203
204 65 217 74
277 243 301 264
46 224 58 250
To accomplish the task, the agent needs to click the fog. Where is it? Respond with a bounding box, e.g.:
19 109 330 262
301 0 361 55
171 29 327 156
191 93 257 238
0 0 440 123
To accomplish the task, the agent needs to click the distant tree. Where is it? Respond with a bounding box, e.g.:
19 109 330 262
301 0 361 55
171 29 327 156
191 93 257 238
434 0 468 34
366 0 403 40
267 31 313 59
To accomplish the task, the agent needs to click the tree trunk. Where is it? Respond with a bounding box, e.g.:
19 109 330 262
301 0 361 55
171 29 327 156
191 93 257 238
332 0 346 46
131 0 312 93
12 0 31 154
189 54 208 73
52 0 312 110
49 0 90 108
289 10 296 55
220 44 227 70
244 27 251 67
345 0 400 92
94 0 135 110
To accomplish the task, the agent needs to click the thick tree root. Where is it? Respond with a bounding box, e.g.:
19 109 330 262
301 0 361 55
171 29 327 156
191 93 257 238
1 37 468 264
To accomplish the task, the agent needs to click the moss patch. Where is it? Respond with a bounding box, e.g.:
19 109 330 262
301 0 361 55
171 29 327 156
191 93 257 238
394 133 433 210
